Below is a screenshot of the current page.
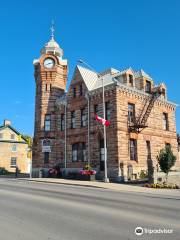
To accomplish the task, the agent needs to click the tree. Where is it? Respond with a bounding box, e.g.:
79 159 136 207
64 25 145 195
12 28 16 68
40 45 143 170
23 135 33 148
23 135 33 159
157 146 176 182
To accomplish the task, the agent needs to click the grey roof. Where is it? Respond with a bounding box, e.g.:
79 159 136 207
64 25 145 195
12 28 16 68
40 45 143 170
77 65 98 91
99 68 119 76
40 37 63 57
134 69 152 80
77 65 116 91
76 65 154 92
92 74 115 90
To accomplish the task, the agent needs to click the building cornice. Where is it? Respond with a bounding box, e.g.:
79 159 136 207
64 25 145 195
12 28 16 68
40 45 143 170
88 81 177 109
116 83 177 109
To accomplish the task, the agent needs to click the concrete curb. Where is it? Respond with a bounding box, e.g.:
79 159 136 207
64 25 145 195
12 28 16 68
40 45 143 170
18 178 107 189
17 178 180 198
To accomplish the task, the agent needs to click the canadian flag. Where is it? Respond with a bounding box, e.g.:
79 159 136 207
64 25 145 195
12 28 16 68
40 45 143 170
95 114 110 127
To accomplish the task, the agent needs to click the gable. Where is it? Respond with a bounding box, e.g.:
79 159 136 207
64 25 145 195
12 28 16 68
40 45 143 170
70 65 98 91
0 126 27 143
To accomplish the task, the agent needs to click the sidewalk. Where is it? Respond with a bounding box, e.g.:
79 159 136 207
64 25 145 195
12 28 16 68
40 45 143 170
19 178 180 198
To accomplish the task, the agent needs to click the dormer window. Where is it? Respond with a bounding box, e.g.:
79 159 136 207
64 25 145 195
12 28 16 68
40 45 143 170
161 88 166 99
129 74 133 87
145 80 151 93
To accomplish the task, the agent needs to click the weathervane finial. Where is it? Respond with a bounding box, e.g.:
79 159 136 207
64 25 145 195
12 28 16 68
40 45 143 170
50 20 55 40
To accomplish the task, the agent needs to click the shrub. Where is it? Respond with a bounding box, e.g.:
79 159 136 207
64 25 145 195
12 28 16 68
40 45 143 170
143 183 179 189
139 170 148 179
0 167 9 175
157 146 176 182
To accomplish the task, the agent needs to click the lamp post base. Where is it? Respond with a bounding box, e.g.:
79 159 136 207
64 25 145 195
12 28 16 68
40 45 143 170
103 177 109 183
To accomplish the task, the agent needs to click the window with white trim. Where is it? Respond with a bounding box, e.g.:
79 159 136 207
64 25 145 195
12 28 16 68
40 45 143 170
130 139 137 161
12 144 17 152
72 143 78 161
128 103 135 123
81 108 87 127
44 114 51 131
11 157 17 168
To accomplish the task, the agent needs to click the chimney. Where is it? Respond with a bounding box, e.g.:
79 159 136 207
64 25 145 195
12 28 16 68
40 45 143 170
4 119 11 126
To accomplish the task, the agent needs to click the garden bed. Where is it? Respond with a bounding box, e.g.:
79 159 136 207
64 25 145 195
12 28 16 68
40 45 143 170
143 183 179 189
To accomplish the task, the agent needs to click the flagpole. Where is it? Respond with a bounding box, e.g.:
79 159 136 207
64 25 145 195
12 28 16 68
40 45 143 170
102 76 109 183
85 92 90 165
78 59 109 183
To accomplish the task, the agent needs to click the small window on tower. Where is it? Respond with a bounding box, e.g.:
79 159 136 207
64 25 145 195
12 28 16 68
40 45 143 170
44 115 51 131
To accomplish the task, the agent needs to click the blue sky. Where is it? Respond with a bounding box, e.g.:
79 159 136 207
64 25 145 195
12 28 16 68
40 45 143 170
0 0 179 135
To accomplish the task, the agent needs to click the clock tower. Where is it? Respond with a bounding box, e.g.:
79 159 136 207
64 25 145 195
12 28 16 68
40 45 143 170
32 26 68 173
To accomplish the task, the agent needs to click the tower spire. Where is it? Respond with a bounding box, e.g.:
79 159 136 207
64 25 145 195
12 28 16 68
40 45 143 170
50 20 55 40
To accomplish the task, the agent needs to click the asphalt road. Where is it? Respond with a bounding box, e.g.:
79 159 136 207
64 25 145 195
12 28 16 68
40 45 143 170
0 179 179 240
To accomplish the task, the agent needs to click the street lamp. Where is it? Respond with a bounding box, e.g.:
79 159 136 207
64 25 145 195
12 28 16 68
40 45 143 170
56 94 67 173
78 59 109 183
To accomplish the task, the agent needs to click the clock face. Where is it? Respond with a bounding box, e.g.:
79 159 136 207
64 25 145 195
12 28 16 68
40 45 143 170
44 58 55 69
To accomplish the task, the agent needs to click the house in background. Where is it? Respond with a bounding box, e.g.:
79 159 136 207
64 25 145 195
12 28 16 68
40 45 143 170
0 120 31 174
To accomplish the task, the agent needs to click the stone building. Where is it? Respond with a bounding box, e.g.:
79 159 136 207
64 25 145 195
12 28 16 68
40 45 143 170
32 32 180 180
0 120 31 173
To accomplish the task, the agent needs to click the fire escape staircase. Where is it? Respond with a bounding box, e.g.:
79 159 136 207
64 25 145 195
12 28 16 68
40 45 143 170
129 84 164 133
